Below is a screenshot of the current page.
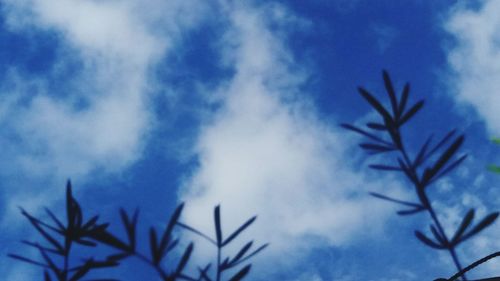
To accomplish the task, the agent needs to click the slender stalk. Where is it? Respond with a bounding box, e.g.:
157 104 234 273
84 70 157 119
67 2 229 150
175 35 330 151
396 131 467 281
216 246 222 281
63 237 71 281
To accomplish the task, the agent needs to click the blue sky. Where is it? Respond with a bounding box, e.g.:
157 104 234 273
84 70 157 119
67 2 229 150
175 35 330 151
0 0 499 280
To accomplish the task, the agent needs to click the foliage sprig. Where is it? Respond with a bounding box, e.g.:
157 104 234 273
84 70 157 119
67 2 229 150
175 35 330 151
342 70 499 280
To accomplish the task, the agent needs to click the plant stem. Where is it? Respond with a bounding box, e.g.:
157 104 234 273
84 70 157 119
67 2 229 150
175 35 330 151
396 132 467 281
216 246 221 281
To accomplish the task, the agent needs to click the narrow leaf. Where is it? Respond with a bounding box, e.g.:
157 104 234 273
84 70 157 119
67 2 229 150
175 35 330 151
223 216 256 246
424 135 464 184
398 83 410 118
175 243 194 277
359 143 395 153
397 206 426 216
414 230 445 249
461 212 499 242
413 135 433 168
369 192 422 208
340 124 392 145
228 265 251 281
398 100 424 126
149 227 159 264
382 70 398 117
358 87 393 121
369 164 401 171
366 122 386 131
8 254 49 268
214 205 223 246
451 209 475 245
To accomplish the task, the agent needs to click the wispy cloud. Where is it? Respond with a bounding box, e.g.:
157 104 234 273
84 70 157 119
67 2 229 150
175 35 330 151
444 2 500 275
179 1 401 276
445 0 500 136
0 0 208 211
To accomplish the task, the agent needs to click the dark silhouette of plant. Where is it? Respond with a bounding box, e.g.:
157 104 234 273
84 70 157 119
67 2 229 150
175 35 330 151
342 71 499 281
9 181 120 281
10 181 266 281
177 206 268 281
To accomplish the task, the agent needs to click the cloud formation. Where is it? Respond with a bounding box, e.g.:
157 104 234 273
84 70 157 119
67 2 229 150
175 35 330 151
445 0 500 135
444 3 500 275
179 2 400 275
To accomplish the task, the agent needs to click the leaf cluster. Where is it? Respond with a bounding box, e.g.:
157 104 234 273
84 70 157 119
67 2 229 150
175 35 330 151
342 71 499 280
10 181 267 281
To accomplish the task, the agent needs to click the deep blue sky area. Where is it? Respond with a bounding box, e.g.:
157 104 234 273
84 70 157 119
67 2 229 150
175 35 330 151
0 1 499 281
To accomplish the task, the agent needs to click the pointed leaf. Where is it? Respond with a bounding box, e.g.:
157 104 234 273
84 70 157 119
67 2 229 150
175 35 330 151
229 243 269 267
424 130 457 162
175 243 194 277
8 254 49 268
398 100 424 126
451 209 475 245
223 216 256 246
369 164 402 171
413 135 433 168
369 192 422 208
398 83 410 118
397 206 426 216
382 70 398 117
214 205 223 246
340 124 392 145
432 155 467 183
149 227 159 264
414 230 446 249
229 241 253 267
159 203 184 258
461 212 499 242
366 122 387 131
358 87 393 122
424 135 464 185
228 265 251 281
359 143 395 153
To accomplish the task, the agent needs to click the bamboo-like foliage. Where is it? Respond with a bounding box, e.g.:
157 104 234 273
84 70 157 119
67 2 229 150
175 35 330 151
177 206 268 281
9 181 266 281
9 181 120 281
342 71 499 281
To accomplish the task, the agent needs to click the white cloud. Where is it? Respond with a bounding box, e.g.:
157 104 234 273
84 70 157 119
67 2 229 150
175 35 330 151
0 0 209 205
445 0 500 136
444 1 500 277
178 1 401 275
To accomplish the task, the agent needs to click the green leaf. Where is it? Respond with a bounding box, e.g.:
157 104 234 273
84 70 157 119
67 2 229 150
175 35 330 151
487 165 500 174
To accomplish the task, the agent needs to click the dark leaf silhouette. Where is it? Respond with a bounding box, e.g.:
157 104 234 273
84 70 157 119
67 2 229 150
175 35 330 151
398 100 424 126
451 209 475 245
358 87 393 122
415 231 445 250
